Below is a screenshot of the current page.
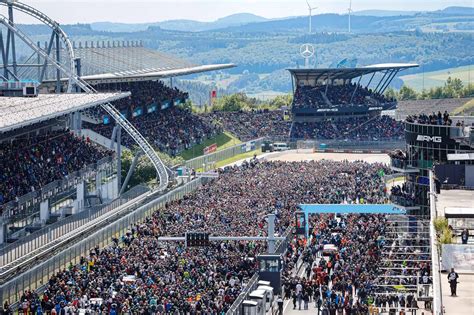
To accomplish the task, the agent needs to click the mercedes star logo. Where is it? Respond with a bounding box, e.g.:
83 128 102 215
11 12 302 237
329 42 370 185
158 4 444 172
300 43 315 58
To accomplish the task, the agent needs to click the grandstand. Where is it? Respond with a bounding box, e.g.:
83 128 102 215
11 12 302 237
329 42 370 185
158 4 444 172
0 1 470 315
40 40 234 88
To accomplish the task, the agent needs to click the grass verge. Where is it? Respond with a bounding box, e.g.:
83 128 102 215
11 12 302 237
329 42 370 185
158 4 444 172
196 149 263 172
179 132 241 161
451 99 474 116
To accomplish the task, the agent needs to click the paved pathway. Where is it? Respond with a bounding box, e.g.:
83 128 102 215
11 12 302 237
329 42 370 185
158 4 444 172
441 273 474 315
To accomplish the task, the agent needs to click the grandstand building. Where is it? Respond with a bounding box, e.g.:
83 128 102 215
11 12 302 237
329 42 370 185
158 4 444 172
390 115 474 216
0 0 234 247
287 64 418 149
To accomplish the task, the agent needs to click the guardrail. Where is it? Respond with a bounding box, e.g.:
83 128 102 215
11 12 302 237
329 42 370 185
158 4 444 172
0 177 206 305
0 185 148 268
185 138 265 170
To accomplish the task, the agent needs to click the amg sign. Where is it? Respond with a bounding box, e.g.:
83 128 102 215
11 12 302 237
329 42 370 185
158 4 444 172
416 135 442 143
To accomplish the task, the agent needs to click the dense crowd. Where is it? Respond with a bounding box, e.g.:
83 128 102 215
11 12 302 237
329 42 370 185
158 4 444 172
84 80 222 156
94 81 189 111
201 110 291 141
405 111 452 126
0 130 112 208
282 212 430 314
290 116 404 141
292 84 392 109
85 107 221 156
9 159 391 314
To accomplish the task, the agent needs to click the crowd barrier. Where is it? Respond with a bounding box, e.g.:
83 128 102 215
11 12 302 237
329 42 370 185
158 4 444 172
0 177 207 305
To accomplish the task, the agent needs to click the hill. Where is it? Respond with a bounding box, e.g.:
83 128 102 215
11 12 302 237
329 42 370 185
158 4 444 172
91 13 268 33
400 65 474 91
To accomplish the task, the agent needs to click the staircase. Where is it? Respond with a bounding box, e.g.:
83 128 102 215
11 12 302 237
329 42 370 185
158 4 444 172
0 16 169 191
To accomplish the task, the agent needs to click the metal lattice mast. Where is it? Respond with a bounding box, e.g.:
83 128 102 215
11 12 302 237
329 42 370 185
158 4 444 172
0 10 170 191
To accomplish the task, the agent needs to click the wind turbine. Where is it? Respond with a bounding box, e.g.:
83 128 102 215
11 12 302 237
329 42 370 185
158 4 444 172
348 0 353 33
306 0 318 33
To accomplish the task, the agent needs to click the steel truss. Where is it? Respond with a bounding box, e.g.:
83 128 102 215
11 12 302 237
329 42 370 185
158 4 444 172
0 2 170 191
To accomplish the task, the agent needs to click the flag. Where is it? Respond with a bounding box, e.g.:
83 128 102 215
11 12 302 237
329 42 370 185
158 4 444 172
378 169 385 178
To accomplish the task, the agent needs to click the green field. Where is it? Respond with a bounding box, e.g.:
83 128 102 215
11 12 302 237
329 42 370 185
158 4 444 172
452 99 474 115
400 65 474 91
195 148 263 172
179 132 241 160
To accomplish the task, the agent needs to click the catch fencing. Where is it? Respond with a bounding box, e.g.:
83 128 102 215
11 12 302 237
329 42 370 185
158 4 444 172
0 178 206 305
0 185 148 268
185 138 265 170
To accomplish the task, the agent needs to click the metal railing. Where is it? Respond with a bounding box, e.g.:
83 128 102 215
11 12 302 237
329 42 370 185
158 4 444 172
0 185 148 268
185 138 265 170
226 273 260 315
226 227 294 315
0 177 206 305
429 170 443 315
0 156 115 222
390 194 417 208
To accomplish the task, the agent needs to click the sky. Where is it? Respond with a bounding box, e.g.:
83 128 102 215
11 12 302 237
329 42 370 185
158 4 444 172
8 0 474 24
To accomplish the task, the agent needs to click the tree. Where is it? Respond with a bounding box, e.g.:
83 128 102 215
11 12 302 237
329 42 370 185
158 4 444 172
212 93 250 112
384 88 398 101
398 85 418 100
269 94 293 109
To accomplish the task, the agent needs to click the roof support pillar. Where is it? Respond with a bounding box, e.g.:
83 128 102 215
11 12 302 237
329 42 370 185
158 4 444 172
374 70 389 93
379 69 400 95
350 75 363 104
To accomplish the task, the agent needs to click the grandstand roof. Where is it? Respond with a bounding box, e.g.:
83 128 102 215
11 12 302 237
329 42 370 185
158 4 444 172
41 42 235 85
0 92 130 133
288 63 419 82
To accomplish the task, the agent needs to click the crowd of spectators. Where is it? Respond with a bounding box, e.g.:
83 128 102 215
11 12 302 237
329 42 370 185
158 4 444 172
292 84 392 109
0 130 112 208
282 212 429 314
292 86 327 109
94 81 188 111
8 159 391 314
84 80 223 156
85 107 221 156
201 110 291 141
290 115 404 141
405 111 452 126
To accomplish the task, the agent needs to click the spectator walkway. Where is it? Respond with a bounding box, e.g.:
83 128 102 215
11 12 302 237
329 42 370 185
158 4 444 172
441 273 474 315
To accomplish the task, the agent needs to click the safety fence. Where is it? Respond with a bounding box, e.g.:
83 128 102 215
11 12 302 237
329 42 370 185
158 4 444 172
0 177 207 305
185 138 265 170
0 156 116 223
0 185 148 268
